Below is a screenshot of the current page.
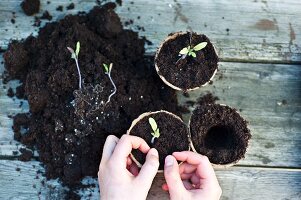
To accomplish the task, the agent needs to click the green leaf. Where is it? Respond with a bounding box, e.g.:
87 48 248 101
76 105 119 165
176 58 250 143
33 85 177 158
190 52 196 57
193 42 207 51
75 41 80 57
179 47 189 55
148 117 158 132
154 129 160 138
109 63 113 71
103 64 109 73
71 54 76 59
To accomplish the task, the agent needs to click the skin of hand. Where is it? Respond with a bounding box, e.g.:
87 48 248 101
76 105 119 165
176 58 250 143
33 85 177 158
98 135 160 200
162 151 222 200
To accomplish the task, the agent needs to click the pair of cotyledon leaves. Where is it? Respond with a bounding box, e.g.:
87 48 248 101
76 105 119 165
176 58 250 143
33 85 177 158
149 117 160 139
179 42 207 58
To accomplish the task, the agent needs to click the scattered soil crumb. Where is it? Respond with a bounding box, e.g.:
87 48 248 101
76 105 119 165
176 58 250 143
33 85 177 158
115 0 122 6
19 101 24 108
33 16 41 27
21 0 40 16
182 92 190 98
95 0 101 5
141 36 153 45
196 93 219 106
7 88 14 97
11 19 16 24
16 167 21 171
56 5 63 12
124 19 134 26
40 11 52 21
66 3 75 10
19 148 33 161
136 25 145 32
16 85 25 99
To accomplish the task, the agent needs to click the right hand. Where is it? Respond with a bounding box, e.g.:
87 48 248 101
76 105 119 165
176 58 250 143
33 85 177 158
162 151 222 200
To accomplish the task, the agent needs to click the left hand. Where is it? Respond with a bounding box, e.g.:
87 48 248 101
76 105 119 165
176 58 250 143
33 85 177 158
98 135 160 200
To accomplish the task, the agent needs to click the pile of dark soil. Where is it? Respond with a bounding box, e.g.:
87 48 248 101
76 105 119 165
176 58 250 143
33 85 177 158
4 3 181 187
129 111 189 169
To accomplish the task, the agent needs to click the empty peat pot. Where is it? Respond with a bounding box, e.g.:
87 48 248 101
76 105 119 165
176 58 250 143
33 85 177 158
127 110 190 170
189 104 251 167
154 31 218 91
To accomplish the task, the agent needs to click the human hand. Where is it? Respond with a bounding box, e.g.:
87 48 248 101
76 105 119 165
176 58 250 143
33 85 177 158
162 151 222 200
98 135 160 200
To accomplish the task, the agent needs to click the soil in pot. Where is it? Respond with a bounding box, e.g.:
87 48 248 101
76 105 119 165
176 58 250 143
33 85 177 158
128 111 190 169
3 3 182 188
155 32 218 91
189 104 251 165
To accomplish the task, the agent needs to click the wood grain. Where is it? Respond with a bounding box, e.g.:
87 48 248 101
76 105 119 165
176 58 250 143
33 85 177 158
0 160 300 200
1 55 301 167
0 0 300 63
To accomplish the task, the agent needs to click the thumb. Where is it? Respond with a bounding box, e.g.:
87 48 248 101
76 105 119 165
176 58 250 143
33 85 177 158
164 155 186 199
136 148 159 187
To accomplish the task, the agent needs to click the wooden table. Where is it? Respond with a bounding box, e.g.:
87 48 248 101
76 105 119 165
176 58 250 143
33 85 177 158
0 0 300 199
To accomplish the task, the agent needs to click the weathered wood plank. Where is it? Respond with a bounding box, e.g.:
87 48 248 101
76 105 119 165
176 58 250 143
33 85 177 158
0 160 300 200
178 62 301 167
0 0 300 63
1 55 301 167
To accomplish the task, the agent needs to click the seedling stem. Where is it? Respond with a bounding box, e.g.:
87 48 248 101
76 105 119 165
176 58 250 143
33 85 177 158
103 63 117 105
67 41 82 89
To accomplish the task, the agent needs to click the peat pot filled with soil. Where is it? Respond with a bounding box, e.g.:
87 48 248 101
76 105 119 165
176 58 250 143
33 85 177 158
189 104 251 167
127 110 190 170
155 32 218 91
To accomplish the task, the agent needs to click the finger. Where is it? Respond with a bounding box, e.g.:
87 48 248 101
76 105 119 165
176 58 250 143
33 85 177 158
129 163 139 176
163 180 194 191
111 135 150 167
180 172 193 180
127 156 132 166
190 174 201 186
100 135 119 165
179 162 197 174
162 183 169 191
164 155 186 199
182 180 194 190
136 148 159 186
173 151 215 180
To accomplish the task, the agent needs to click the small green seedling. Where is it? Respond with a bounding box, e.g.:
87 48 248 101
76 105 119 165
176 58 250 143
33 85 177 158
148 117 160 144
102 63 117 105
179 42 207 58
67 41 82 89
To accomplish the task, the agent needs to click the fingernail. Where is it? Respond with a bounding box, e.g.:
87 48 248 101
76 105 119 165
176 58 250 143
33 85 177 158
165 155 174 167
150 148 158 158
